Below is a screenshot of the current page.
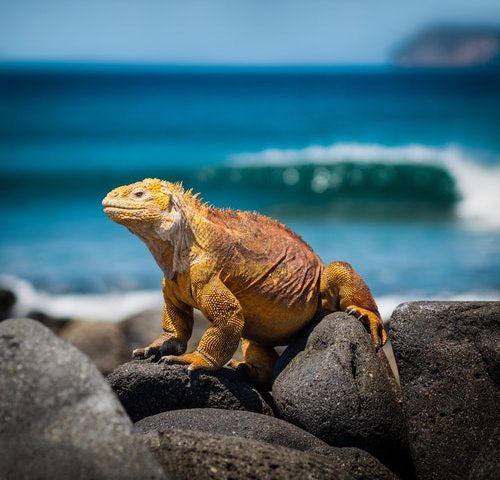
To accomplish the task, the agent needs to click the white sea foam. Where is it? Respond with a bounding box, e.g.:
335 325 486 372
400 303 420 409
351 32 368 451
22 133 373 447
377 291 500 322
0 275 162 322
2 275 499 324
230 143 500 230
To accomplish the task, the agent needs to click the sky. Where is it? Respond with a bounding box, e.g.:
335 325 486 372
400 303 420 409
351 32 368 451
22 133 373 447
0 0 499 65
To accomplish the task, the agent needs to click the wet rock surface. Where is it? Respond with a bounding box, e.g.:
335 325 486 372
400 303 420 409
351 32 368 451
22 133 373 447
0 318 164 480
391 301 500 480
108 360 273 422
272 312 412 478
135 408 398 480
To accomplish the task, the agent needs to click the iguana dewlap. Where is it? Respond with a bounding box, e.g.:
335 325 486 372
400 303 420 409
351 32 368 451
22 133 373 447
102 178 387 386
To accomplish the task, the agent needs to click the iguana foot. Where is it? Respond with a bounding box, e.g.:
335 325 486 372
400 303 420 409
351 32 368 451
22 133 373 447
228 359 258 378
158 351 218 371
132 334 187 360
345 305 388 348
228 359 273 390
228 340 277 390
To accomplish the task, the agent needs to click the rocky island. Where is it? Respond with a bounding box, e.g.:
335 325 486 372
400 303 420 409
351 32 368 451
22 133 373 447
393 26 500 68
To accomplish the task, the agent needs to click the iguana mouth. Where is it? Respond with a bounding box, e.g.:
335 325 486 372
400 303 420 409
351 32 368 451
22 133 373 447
103 204 145 211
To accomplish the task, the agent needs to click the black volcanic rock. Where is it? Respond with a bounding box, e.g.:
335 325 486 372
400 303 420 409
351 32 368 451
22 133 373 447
0 288 16 320
390 301 500 480
134 407 328 451
0 318 164 480
107 360 273 422
142 428 351 480
135 408 398 480
272 312 412 478
468 423 500 480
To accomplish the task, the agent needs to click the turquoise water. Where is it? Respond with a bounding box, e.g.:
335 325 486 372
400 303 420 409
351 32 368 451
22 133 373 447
0 66 499 317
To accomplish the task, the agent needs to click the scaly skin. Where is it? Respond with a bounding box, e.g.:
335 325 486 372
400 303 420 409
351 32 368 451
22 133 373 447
102 178 387 387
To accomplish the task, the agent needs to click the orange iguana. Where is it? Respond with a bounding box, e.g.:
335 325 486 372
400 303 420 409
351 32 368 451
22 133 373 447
102 178 387 386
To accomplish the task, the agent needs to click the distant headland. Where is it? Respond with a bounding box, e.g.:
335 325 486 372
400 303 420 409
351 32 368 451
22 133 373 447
393 25 500 68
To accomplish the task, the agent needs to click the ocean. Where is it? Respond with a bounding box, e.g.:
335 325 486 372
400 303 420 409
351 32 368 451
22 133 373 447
1 65 499 320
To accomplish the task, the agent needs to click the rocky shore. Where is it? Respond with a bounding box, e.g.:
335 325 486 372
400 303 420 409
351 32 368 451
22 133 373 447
0 298 498 479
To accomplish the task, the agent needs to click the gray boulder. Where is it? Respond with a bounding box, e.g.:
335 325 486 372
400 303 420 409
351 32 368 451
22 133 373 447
135 408 398 480
272 312 412 478
21 308 211 376
0 318 165 480
391 301 500 480
141 427 352 480
107 360 273 422
120 309 162 351
60 319 129 375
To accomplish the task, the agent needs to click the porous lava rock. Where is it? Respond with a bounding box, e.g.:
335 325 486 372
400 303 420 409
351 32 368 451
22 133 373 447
142 428 351 480
135 408 398 480
272 312 412 478
391 301 500 480
107 360 273 422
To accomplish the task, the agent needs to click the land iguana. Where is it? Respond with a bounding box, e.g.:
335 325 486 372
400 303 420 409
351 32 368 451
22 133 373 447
102 178 387 386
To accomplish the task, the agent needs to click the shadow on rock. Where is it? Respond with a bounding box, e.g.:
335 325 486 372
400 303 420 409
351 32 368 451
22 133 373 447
135 408 398 479
142 428 352 480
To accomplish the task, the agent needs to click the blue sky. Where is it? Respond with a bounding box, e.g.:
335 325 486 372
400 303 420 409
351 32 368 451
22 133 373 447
0 0 499 64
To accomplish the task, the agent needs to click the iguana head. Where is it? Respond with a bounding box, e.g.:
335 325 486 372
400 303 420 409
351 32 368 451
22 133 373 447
102 178 187 242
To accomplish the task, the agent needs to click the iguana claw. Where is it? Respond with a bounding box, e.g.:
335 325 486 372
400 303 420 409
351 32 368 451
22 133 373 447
345 305 388 349
159 351 218 371
132 335 187 360
132 346 159 360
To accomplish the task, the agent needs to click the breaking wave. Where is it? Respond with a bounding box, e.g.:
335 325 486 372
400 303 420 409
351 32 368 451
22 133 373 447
2 142 499 228
226 143 500 229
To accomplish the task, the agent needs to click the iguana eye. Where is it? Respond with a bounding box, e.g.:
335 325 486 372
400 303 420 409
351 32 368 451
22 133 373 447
132 189 145 198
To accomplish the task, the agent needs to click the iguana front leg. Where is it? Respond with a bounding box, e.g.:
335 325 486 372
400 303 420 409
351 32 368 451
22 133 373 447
132 279 193 360
160 277 244 370
321 261 388 347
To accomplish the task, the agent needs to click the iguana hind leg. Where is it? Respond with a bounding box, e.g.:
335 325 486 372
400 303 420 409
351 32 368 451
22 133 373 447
229 339 278 389
321 261 388 348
